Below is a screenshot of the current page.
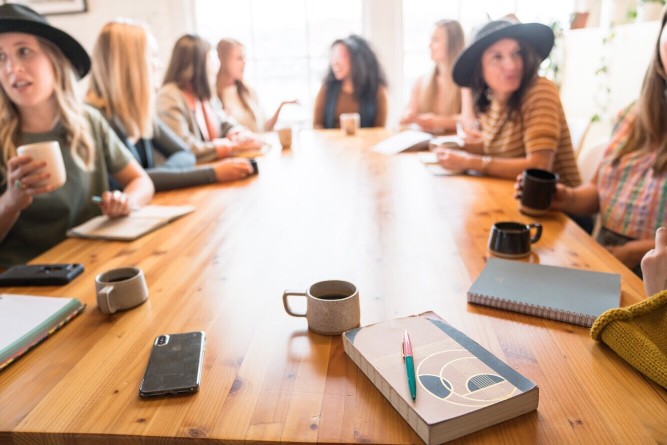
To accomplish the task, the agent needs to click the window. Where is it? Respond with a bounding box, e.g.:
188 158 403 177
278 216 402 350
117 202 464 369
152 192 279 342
195 0 362 127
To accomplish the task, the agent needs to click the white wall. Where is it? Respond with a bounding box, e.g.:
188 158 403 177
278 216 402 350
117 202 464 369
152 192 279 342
48 0 195 79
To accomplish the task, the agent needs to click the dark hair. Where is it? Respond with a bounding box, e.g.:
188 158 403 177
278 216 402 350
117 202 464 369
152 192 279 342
470 38 542 119
324 34 387 104
162 34 212 100
615 8 667 173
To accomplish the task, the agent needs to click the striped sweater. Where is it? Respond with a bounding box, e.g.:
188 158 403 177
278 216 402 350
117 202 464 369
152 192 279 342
480 76 581 187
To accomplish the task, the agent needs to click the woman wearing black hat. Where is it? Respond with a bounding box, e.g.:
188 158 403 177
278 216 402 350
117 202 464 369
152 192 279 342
436 19 581 188
0 4 154 266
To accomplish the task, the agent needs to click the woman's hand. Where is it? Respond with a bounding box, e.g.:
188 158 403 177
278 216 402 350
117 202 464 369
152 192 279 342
4 155 54 211
99 190 132 219
435 148 471 171
513 173 571 211
212 158 254 182
641 227 667 296
414 113 442 132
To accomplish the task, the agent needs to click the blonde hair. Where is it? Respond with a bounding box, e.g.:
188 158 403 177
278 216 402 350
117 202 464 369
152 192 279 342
616 9 667 173
215 38 255 120
0 37 94 180
419 19 465 114
87 20 153 140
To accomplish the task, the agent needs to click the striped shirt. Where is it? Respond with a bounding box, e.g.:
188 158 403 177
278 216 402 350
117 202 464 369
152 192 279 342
480 76 581 187
598 104 667 240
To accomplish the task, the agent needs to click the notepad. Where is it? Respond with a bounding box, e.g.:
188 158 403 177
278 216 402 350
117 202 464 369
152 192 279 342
343 311 539 445
67 205 195 241
467 258 621 327
0 294 85 371
372 130 433 155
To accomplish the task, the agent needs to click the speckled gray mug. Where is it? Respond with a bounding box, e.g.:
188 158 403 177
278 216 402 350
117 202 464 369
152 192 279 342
283 280 360 335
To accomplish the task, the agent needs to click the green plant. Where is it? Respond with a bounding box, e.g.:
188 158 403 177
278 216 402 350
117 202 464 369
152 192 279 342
639 0 666 5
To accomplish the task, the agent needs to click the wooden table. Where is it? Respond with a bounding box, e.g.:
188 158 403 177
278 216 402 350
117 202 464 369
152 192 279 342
1 129 665 445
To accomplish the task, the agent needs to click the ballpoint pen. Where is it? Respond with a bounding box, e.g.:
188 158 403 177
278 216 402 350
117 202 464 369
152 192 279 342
403 329 417 401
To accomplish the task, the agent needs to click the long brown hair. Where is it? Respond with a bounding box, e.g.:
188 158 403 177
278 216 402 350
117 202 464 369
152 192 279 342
216 38 255 120
419 19 464 114
616 9 667 172
162 34 212 100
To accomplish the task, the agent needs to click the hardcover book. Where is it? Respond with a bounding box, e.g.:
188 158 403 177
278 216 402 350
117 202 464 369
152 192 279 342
467 258 621 327
343 311 538 444
67 205 195 241
0 294 85 371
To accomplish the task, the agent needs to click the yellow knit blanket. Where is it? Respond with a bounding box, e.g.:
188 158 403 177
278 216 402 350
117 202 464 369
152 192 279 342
591 289 667 389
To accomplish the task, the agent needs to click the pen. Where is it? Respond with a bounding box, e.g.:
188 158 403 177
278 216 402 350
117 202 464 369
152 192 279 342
403 329 417 400
91 195 139 211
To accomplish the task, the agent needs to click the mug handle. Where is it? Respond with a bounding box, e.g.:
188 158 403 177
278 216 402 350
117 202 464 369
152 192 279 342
99 285 116 314
528 223 543 244
283 289 307 317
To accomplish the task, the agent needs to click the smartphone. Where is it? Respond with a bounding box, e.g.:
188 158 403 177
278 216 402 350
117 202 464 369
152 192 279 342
249 158 259 175
0 263 84 286
139 331 205 398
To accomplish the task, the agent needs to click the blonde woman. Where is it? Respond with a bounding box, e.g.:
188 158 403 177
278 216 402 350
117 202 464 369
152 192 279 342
216 38 296 132
157 34 262 163
400 20 466 134
87 21 253 191
0 4 153 266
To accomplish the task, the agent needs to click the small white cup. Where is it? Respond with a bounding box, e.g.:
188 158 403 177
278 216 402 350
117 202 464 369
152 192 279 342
340 113 360 136
16 141 66 189
95 267 149 315
277 127 292 148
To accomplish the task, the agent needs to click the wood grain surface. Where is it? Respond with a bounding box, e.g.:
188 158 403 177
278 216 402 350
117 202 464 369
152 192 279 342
0 129 665 445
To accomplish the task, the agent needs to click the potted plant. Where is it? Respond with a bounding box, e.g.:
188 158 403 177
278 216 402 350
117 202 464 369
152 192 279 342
637 0 665 22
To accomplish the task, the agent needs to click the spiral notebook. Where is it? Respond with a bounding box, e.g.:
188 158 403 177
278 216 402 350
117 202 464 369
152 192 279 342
467 258 621 327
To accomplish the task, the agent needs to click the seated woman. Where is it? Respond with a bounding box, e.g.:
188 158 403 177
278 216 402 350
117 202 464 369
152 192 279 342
157 34 262 163
0 4 153 267
516 11 667 275
400 19 466 134
87 21 253 191
216 38 296 132
313 35 388 129
438 20 581 188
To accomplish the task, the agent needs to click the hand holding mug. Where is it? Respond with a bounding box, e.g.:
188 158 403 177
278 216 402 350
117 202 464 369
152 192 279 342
514 174 570 211
4 155 53 211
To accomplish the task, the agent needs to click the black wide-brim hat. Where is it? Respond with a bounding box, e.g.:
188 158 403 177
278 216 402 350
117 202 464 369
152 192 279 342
452 20 554 88
0 3 90 78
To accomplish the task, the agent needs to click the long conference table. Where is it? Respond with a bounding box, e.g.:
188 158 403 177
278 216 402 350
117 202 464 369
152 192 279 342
1 129 665 445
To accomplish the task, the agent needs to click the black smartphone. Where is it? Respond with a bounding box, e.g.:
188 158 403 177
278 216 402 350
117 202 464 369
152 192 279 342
0 263 84 286
139 331 206 398
249 158 259 175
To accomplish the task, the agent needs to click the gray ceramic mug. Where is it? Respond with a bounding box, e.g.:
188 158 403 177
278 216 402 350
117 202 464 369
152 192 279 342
95 267 148 314
283 280 360 335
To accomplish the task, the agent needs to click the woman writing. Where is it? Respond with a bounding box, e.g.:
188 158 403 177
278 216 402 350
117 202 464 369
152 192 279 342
216 38 296 132
0 4 153 266
438 19 581 187
87 21 253 191
157 34 262 163
400 19 466 134
313 35 388 129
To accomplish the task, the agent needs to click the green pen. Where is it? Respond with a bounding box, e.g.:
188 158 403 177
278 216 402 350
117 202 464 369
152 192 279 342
403 330 417 400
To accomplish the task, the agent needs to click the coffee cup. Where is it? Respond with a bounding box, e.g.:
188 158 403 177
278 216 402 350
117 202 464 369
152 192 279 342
520 169 559 216
277 127 292 148
283 280 360 335
95 267 148 314
488 221 542 259
340 113 360 136
16 141 66 189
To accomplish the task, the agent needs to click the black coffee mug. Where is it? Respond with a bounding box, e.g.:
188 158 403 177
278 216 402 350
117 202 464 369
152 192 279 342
520 169 559 216
488 221 542 258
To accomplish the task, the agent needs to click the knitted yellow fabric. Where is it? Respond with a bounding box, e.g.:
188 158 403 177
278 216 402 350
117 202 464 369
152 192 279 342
590 290 667 389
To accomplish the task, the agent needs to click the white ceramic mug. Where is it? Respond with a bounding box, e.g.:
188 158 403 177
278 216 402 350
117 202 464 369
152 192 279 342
283 280 360 335
95 267 148 314
340 113 360 136
16 141 66 189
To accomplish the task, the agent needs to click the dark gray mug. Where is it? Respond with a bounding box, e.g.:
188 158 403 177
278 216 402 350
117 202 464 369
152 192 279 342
520 169 559 216
488 221 542 258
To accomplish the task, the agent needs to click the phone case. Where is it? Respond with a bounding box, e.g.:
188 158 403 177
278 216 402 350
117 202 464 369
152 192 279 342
0 263 84 286
139 331 205 398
